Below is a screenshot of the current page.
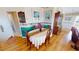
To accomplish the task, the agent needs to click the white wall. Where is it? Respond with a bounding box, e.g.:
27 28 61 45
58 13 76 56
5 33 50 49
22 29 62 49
24 7 52 24
0 9 14 41
0 7 25 41
0 7 54 41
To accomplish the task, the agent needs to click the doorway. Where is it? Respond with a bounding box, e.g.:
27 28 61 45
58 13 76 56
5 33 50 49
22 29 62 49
8 12 21 36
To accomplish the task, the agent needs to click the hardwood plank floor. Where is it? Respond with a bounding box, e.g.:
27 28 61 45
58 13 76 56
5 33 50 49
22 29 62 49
0 29 75 51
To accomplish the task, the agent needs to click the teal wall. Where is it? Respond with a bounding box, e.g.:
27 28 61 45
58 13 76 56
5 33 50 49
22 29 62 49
21 26 36 37
21 24 50 37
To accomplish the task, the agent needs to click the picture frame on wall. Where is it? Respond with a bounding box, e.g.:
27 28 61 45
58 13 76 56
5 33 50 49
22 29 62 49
18 11 26 23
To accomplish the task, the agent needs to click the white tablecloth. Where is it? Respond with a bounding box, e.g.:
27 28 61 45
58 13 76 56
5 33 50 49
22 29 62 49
30 30 48 49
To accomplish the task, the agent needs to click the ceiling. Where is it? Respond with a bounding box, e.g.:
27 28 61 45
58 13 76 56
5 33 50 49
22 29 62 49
60 7 79 14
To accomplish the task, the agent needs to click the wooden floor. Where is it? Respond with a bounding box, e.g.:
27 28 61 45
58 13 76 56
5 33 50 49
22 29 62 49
0 29 75 51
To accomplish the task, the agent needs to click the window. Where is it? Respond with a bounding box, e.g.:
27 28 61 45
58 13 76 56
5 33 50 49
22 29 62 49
34 11 40 18
74 16 79 29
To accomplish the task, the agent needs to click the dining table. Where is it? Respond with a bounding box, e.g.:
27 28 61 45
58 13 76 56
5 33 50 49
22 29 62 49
30 30 48 49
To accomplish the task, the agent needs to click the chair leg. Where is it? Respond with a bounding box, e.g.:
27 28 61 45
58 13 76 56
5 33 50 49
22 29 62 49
45 40 48 47
29 42 32 50
48 38 50 44
27 41 29 46
45 40 47 47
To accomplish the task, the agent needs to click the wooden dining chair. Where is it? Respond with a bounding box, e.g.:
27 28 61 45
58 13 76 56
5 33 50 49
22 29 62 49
71 27 79 49
75 39 79 50
37 23 42 32
45 29 51 46
26 32 32 50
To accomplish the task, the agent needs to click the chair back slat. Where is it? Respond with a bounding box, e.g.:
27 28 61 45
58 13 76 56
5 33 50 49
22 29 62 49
45 29 51 45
